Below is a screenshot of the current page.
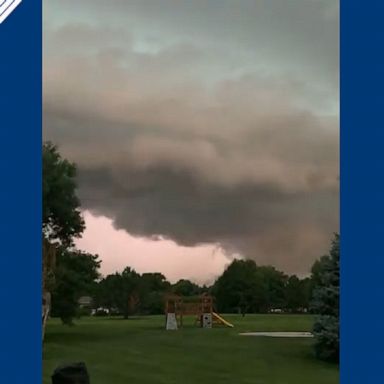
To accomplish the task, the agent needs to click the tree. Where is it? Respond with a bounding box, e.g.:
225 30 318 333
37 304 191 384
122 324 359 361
213 260 265 314
172 279 201 296
139 273 170 314
140 273 170 293
311 234 339 362
95 274 121 312
97 268 141 319
43 142 85 246
285 275 311 313
213 260 292 315
51 249 101 325
257 266 287 311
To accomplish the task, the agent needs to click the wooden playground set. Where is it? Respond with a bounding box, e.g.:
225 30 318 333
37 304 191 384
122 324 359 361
165 293 234 330
42 237 56 341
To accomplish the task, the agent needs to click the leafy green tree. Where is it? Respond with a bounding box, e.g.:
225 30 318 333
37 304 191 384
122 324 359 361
139 273 170 314
300 277 313 309
140 291 165 315
141 273 170 293
311 234 339 362
97 268 141 319
43 142 85 246
172 279 201 296
94 274 121 312
285 275 311 312
213 260 291 315
258 266 287 311
285 275 302 311
213 260 265 314
51 249 101 325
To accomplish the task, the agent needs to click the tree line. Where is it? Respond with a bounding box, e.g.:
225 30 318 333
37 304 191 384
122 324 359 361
50 248 333 320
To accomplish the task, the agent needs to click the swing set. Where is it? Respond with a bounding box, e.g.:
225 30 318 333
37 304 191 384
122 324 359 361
164 293 233 330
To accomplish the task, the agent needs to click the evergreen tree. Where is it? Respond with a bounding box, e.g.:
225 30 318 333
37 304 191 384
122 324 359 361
311 234 339 362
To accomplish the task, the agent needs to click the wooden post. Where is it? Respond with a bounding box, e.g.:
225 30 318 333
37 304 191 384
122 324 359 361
42 238 56 341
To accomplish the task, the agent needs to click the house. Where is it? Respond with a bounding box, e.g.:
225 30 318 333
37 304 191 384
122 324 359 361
78 296 93 308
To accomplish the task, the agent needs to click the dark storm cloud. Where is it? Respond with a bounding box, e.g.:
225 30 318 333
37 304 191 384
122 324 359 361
46 0 338 84
44 0 339 275
73 164 338 275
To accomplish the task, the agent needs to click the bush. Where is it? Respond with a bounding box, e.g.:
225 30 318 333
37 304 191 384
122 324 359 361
313 315 339 361
77 307 92 317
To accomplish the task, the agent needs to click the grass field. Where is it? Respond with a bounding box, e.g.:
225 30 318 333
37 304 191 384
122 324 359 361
43 314 339 384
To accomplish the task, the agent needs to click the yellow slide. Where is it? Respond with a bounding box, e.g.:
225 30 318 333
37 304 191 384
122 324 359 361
212 312 234 328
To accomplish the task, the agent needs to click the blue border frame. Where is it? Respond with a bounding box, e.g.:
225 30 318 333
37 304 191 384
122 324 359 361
1 0 384 382
341 1 384 382
0 1 42 382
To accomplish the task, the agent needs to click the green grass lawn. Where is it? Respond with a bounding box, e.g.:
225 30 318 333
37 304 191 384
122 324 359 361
43 314 339 384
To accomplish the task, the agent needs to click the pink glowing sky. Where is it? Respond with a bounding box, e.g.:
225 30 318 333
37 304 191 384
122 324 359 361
76 211 237 285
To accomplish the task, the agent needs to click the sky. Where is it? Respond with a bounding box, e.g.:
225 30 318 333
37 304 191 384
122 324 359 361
43 0 339 284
